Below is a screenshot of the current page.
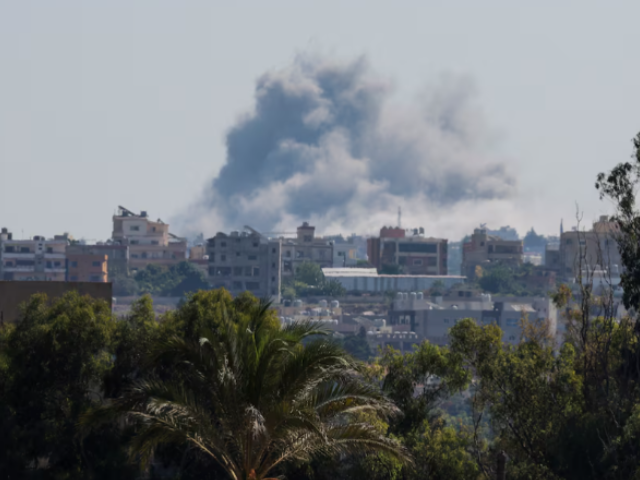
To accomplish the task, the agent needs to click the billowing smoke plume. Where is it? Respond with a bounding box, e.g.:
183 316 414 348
185 54 516 235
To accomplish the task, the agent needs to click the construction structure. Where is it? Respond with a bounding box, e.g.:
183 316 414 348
111 206 187 272
206 228 281 302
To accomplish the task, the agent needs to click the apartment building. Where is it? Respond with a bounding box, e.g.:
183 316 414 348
111 206 187 272
367 227 448 275
547 216 621 280
461 228 523 279
206 230 281 301
0 229 68 281
281 223 333 277
66 254 108 282
66 243 129 276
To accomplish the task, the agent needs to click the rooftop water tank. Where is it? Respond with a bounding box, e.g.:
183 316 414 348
319 299 328 308
417 292 424 300
293 299 303 307
331 300 340 308
397 292 404 300
410 292 417 300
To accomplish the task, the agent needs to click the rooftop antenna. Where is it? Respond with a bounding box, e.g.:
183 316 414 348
397 206 402 228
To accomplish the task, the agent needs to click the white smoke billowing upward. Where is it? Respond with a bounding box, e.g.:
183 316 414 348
183 54 517 237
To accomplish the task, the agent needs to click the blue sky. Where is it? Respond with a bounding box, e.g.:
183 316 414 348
1 1 639 240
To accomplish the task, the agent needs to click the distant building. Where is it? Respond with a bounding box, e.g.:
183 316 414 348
188 244 208 275
322 268 464 293
332 243 358 268
206 230 281 302
281 223 333 277
369 288 557 352
549 216 621 280
0 229 68 281
366 227 448 275
66 243 129 276
462 228 523 279
0 280 113 323
66 254 108 282
111 206 187 272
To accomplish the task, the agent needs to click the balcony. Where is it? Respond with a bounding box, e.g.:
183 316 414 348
2 252 34 258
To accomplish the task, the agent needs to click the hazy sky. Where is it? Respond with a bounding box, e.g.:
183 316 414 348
1 2 639 241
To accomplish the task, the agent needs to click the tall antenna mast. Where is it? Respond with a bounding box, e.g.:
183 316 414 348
397 206 402 228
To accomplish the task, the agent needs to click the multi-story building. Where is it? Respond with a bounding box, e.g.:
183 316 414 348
66 254 108 282
281 223 333 277
0 229 68 281
548 216 621 280
111 206 187 272
66 243 129 276
462 228 523 279
371 289 557 352
206 230 281 301
367 227 447 275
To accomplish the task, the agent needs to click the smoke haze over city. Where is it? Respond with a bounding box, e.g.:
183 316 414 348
181 54 518 237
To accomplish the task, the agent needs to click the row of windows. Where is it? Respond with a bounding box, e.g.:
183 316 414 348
209 266 262 277
209 253 260 262
69 261 103 268
210 240 262 248
69 275 103 282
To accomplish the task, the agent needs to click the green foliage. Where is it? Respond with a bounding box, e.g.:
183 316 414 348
86 295 408 480
295 261 325 286
477 261 548 296
134 261 210 297
380 263 402 275
341 326 372 361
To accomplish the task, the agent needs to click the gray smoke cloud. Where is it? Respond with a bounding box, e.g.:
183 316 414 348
187 54 516 235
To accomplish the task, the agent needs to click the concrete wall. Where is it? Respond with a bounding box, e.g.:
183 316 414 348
0 281 113 323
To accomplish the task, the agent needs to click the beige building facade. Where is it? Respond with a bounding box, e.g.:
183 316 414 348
281 223 333 277
462 228 523 279
111 206 187 272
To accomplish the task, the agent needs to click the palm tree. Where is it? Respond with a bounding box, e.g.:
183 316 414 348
85 301 408 479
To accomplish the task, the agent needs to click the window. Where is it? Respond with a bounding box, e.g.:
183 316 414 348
152 227 156 232
296 251 304 258
413 259 423 266
244 267 252 276
480 242 485 247
46 247 53 254
70 275 79 281
426 257 438 266
208 266 216 276
272 263 276 268
272 276 276 282
248 255 257 260
285 251 291 257
272 248 276 254
46 261 52 268
209 253 215 262
232 281 243 289
71 261 78 268
20 247 29 253
246 281 260 291
565 239 573 245
579 239 586 246
90 275 101 282
506 319 518 327
488 245 494 253
234 267 243 275
216 267 232 276
4 246 14 253
131 254 139 259
303 235 312 242
398 243 437 253
221 242 227 247
151 240 159 245
253 242 259 247
221 255 226 261
16 260 34 266
130 240 139 245
54 262 61 267
5 261 13 266
130 226 140 231
236 252 241 257
92 261 101 267
443 318 450 324
253 267 261 276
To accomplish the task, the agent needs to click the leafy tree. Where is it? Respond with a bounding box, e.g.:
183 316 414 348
342 326 372 361
477 263 514 294
295 261 325 286
319 278 346 298
85 302 408 480
1 292 136 478
134 261 210 297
